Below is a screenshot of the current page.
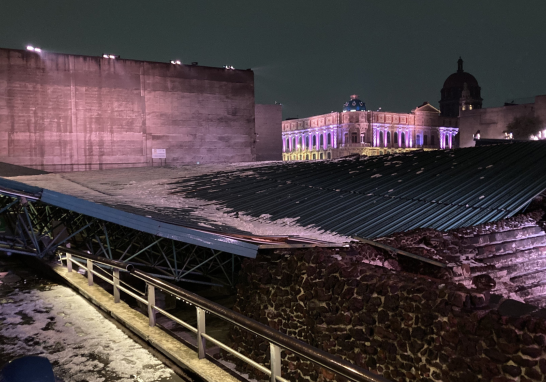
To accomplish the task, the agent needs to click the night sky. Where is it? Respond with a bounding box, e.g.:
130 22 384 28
2 0 545 119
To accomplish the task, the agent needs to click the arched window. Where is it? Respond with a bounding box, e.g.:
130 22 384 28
312 135 317 147
394 132 398 144
445 134 449 148
306 154 309 160
292 137 296 150
401 133 405 146
305 136 309 148
298 136 302 148
379 131 384 145
424 135 428 145
320 153 324 160
387 132 391 144
286 138 289 150
327 133 331 145
351 132 358 143
312 153 316 160
320 134 324 147
327 152 331 159
416 134 421 146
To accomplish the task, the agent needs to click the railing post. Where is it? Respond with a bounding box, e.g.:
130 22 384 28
196 307 206 359
270 343 281 382
113 269 120 303
147 284 156 327
66 253 72 272
87 259 93 286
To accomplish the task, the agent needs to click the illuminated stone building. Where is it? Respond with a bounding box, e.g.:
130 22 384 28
282 95 458 161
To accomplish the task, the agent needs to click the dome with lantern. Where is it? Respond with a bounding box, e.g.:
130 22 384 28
343 94 367 112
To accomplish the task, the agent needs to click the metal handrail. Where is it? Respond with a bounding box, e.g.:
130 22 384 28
60 247 389 382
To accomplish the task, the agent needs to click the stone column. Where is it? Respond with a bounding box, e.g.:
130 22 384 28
448 132 452 149
398 130 402 147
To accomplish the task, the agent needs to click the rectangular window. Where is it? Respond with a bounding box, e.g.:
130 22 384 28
424 135 428 145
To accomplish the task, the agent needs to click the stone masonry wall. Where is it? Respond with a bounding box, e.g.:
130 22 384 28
227 245 546 382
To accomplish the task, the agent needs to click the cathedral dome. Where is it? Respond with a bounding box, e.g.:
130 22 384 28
443 71 479 89
343 94 366 112
439 58 482 117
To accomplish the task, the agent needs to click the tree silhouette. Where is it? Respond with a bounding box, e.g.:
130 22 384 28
505 115 543 140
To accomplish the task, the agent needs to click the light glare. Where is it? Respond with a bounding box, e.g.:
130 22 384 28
27 46 35 51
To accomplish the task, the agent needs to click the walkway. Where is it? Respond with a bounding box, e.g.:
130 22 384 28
0 254 186 382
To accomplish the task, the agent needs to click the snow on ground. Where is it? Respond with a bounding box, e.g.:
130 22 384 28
0 284 177 382
9 164 351 244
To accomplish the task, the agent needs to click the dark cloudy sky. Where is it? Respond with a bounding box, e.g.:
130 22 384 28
1 0 545 119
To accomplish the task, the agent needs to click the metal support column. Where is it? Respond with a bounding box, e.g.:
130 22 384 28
87 259 93 286
147 284 156 327
66 253 72 272
196 307 206 359
113 269 120 303
270 343 281 382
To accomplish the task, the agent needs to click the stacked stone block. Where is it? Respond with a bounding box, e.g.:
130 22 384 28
227 245 546 382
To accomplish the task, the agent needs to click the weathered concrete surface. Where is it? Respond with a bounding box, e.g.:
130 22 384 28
51 263 240 382
0 48 256 172
255 104 282 161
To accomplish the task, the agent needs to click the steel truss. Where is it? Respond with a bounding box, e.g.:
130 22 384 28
0 193 239 288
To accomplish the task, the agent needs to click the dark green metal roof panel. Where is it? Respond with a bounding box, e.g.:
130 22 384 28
171 141 546 239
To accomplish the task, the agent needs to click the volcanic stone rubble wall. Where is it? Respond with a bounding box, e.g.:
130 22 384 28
0 48 256 172
227 246 546 382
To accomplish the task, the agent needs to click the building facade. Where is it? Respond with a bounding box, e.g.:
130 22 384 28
282 96 458 161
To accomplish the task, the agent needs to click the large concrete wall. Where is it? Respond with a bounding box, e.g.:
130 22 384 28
0 48 256 172
458 95 546 147
255 104 282 161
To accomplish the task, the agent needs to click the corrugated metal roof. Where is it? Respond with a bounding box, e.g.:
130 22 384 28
0 177 260 257
171 142 546 238
0 176 342 257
